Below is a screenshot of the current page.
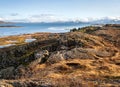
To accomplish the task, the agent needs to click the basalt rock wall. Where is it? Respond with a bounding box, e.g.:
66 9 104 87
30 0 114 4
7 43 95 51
0 39 59 70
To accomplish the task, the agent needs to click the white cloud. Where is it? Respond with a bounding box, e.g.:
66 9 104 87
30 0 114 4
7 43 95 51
0 18 3 21
1 14 120 23
27 14 72 23
0 14 28 22
78 16 120 22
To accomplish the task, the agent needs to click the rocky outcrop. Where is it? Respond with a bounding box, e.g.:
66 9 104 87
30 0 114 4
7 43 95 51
0 24 120 87
0 39 59 70
28 50 49 68
47 51 65 64
47 47 117 64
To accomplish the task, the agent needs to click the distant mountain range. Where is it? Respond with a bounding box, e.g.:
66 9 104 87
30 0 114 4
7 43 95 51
88 18 120 24
0 21 5 24
1 17 120 24
0 21 12 24
16 17 120 24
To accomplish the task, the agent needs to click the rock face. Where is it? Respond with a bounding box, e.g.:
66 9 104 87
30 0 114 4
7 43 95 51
0 39 59 70
0 67 15 79
29 50 49 67
47 51 65 64
0 24 120 87
47 47 117 64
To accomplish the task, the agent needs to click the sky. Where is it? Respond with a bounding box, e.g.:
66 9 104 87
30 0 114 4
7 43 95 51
0 0 120 22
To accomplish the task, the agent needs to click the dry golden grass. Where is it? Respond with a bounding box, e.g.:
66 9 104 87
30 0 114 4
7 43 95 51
10 58 118 86
0 24 120 86
20 58 119 86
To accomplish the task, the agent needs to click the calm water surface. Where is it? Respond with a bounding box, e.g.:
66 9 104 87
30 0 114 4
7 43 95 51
0 22 90 37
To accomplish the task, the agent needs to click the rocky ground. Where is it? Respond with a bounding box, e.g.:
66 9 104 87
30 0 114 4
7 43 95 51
0 24 120 87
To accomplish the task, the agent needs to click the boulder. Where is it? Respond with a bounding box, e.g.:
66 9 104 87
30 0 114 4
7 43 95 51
47 51 64 64
29 50 49 68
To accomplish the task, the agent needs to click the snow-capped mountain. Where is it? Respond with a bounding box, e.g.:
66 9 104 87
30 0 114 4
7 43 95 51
88 17 120 24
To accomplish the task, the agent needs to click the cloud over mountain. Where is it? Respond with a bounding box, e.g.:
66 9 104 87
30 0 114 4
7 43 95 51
27 14 72 23
0 17 3 21
1 14 120 24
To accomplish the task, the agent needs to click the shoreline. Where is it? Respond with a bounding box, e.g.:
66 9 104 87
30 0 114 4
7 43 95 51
0 25 22 28
0 24 119 46
0 23 91 37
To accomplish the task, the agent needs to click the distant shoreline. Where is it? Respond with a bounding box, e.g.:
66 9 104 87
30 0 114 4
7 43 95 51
0 25 22 28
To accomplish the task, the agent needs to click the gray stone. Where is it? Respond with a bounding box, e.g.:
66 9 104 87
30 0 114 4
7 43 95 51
0 67 15 79
29 50 49 68
47 51 65 64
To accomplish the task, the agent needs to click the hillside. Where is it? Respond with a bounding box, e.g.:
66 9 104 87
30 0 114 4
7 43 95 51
0 21 5 24
0 24 120 87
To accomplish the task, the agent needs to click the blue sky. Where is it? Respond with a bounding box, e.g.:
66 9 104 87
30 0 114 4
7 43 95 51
0 0 120 22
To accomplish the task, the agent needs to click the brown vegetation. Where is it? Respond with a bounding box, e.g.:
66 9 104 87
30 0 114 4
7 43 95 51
0 24 120 87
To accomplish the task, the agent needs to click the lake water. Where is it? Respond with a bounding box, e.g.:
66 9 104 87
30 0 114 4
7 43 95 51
0 22 90 37
0 44 15 48
25 38 36 43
